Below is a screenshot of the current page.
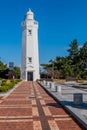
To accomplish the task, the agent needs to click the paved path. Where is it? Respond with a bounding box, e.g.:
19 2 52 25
0 82 83 130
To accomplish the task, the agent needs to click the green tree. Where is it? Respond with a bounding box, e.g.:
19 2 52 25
68 39 79 63
55 56 74 78
80 42 87 62
78 42 87 79
0 61 7 78
0 61 7 72
67 39 80 77
14 66 21 79
40 39 87 80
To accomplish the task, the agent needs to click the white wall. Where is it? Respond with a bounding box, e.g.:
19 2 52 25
21 10 40 81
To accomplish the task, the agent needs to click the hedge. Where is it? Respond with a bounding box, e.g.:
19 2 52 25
0 79 21 92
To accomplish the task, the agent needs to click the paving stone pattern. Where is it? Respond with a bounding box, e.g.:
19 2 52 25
0 82 82 130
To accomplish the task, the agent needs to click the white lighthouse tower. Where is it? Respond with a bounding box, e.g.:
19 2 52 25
21 9 40 81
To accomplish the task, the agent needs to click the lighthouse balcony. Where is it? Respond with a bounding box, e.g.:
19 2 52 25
34 20 38 25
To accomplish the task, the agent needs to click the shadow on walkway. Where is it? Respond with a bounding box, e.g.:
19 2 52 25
46 101 87 110
61 100 87 110
46 103 61 108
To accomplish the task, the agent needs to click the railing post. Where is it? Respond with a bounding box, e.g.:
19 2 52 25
47 81 50 87
51 82 55 91
43 80 46 86
58 85 61 93
73 93 83 106
49 82 51 89
55 85 57 92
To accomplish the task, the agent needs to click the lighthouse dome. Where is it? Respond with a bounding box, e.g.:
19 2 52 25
26 9 34 20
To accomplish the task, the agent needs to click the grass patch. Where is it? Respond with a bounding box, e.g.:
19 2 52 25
0 79 21 92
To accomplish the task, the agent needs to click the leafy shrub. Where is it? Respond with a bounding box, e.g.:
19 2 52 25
1 79 7 86
0 79 21 93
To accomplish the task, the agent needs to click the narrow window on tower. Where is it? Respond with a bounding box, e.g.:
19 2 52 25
28 30 32 35
28 57 32 63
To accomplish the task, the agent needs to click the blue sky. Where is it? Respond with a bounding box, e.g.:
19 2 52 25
0 0 87 66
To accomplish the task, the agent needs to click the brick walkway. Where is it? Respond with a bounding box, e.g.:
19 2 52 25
0 82 83 130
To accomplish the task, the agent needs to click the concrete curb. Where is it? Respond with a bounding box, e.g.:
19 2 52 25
38 82 87 130
0 81 23 99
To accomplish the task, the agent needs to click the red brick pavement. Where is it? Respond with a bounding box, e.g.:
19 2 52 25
0 81 83 130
